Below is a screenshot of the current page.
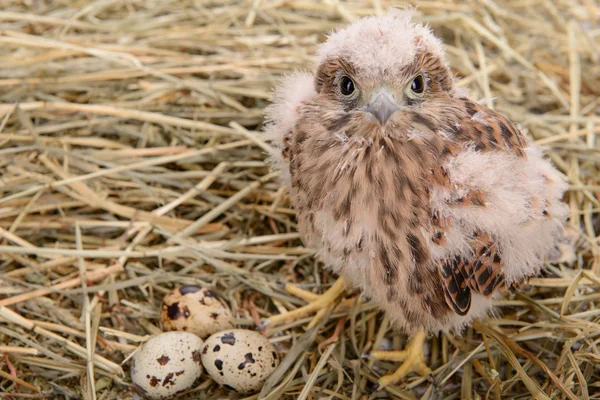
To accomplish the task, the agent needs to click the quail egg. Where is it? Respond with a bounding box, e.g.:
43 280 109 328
160 285 235 339
131 331 203 399
201 329 279 394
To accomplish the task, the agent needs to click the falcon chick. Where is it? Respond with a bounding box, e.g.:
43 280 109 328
263 10 568 389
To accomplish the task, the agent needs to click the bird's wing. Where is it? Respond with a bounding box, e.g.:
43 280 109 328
432 99 568 316
263 72 317 188
439 232 514 316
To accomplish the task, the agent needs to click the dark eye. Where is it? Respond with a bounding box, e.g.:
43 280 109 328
411 75 425 94
340 76 355 96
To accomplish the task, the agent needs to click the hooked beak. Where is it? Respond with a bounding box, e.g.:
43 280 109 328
363 89 401 125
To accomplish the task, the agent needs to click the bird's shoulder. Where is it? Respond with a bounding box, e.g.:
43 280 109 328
450 98 529 157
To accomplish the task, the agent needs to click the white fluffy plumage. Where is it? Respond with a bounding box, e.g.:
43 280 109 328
316 9 445 81
264 72 315 188
431 145 569 283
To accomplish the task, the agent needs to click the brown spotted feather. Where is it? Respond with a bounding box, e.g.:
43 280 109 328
453 99 528 157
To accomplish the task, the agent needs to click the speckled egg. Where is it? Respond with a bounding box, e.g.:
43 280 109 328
160 285 235 339
131 331 203 399
201 329 279 394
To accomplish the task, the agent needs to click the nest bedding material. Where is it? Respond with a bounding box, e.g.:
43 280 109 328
0 0 599 399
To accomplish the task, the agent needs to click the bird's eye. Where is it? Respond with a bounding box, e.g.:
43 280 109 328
340 76 356 96
410 75 425 94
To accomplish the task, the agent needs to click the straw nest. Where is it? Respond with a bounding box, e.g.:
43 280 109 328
0 1 599 399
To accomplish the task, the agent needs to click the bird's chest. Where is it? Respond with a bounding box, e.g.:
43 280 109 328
291 137 434 278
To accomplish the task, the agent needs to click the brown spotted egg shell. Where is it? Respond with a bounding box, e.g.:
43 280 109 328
131 331 203 399
201 329 279 394
160 285 235 339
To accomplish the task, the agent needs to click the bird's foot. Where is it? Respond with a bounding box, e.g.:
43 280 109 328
368 330 432 391
259 277 349 330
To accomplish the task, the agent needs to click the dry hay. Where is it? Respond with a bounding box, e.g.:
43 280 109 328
0 0 599 399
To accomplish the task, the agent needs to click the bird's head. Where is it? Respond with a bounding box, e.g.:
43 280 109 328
313 10 456 135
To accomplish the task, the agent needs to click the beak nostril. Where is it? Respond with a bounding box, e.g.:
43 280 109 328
364 91 401 125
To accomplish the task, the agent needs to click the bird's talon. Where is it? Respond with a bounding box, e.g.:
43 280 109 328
373 330 430 389
366 383 380 395
427 373 435 384
256 320 269 330
263 277 346 329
